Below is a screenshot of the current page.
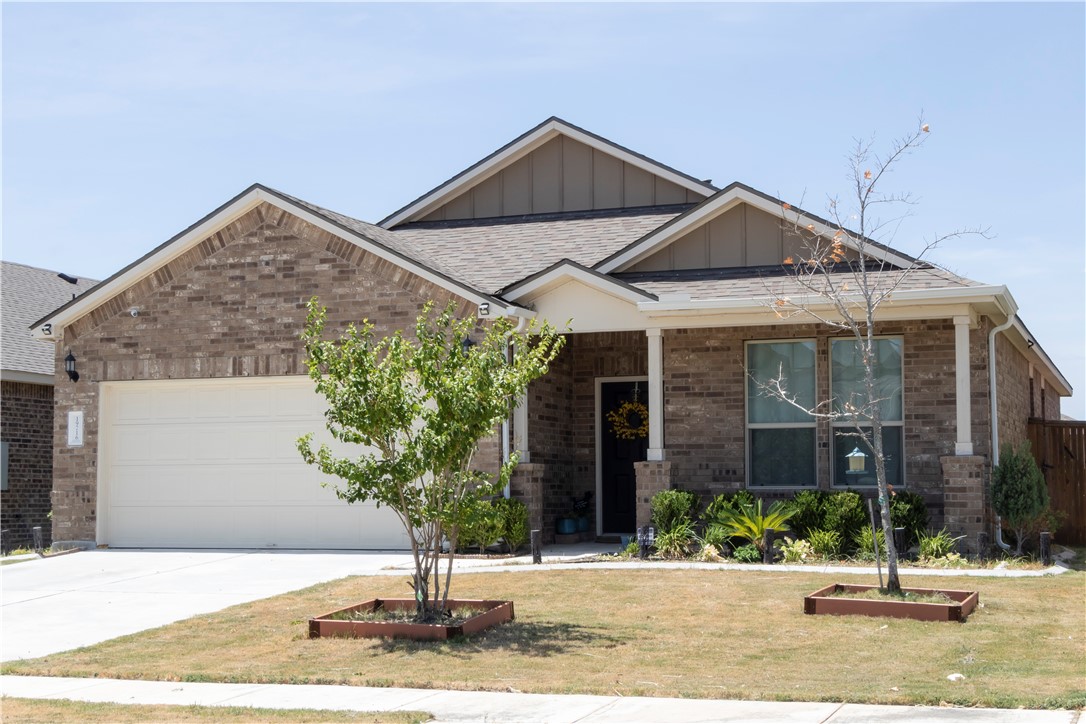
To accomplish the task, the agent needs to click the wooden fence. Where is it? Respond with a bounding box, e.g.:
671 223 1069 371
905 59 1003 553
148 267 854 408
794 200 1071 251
1027 419 1086 546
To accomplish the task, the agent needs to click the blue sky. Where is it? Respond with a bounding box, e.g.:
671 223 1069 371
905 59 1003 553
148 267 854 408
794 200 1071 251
3 2 1084 417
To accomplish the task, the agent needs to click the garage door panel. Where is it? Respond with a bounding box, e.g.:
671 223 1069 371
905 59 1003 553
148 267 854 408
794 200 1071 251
103 377 406 549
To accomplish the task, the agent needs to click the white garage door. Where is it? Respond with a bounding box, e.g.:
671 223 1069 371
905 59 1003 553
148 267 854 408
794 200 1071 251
99 376 410 549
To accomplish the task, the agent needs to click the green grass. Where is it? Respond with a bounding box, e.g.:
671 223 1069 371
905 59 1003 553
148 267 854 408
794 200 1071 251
0 698 429 723
3 568 1084 710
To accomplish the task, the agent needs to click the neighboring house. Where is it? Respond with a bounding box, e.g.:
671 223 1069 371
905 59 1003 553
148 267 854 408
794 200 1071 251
32 117 1070 552
1 261 97 549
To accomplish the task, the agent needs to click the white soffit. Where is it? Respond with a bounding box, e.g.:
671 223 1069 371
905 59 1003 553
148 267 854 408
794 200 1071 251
597 185 916 274
32 186 499 340
380 118 717 229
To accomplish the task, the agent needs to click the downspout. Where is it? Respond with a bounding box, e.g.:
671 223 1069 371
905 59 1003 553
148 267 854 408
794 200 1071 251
989 312 1016 551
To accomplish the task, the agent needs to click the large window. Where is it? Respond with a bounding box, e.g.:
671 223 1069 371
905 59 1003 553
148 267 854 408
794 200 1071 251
831 337 904 487
746 341 816 487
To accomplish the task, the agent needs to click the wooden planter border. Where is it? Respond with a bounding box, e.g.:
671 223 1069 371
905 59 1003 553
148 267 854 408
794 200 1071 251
309 598 514 640
804 584 979 622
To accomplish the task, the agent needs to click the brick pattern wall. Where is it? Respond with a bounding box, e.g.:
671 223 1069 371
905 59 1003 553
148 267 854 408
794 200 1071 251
52 203 498 544
634 460 673 529
508 462 546 535
941 455 987 554
994 332 1031 453
1 381 54 548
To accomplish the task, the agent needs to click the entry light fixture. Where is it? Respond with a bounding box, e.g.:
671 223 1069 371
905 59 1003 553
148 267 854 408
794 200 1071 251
64 351 79 383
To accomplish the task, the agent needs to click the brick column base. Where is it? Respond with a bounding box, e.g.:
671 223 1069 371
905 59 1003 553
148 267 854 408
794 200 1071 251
509 462 547 539
941 455 987 555
634 460 673 530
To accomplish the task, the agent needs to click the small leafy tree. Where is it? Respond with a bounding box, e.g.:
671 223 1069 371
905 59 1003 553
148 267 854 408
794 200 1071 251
297 298 564 620
992 442 1048 556
756 119 986 593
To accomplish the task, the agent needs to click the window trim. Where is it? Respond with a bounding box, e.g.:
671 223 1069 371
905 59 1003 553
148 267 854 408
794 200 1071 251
744 338 818 489
828 335 906 489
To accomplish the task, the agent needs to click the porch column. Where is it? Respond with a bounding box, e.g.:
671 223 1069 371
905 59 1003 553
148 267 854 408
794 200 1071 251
513 391 530 463
954 315 974 455
647 328 665 461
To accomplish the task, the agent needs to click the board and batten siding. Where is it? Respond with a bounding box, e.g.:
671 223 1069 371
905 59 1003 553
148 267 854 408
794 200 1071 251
421 136 705 222
628 203 853 272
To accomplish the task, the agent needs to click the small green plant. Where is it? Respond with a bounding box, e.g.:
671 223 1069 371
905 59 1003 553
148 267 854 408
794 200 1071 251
789 490 827 539
651 489 699 534
822 491 867 551
852 526 886 561
494 497 529 553
712 498 795 553
917 527 964 559
807 529 842 558
697 523 731 553
621 538 640 557
654 520 695 559
732 543 761 563
889 491 929 549
776 536 813 563
992 442 1049 556
703 490 755 523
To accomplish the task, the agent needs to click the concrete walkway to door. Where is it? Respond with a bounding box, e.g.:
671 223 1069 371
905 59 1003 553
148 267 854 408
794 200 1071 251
0 549 413 662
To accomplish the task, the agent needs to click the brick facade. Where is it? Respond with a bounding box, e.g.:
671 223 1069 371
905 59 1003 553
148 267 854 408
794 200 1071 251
51 203 499 545
1 381 54 548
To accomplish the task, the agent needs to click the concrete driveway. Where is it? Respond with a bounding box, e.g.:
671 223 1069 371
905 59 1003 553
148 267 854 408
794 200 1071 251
0 549 412 662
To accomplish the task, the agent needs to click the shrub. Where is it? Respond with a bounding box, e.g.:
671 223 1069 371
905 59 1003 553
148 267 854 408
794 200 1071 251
776 536 813 563
789 490 828 539
852 526 886 561
992 442 1048 556
703 490 755 524
917 527 964 559
732 543 761 563
698 523 732 553
822 491 867 551
458 498 504 554
494 497 529 553
889 491 929 549
807 529 842 558
651 489 699 534
621 538 640 557
654 520 695 559
713 498 795 553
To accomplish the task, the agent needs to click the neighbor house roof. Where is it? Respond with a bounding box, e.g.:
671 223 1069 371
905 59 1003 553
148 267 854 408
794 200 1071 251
2 261 98 383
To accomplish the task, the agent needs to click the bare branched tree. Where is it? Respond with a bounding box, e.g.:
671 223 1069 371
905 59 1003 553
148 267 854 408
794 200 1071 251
756 119 989 593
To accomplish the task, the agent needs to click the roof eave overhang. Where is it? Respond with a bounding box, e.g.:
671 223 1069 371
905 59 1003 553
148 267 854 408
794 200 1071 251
32 185 506 340
0 369 54 385
1009 317 1073 396
596 185 916 274
379 118 717 229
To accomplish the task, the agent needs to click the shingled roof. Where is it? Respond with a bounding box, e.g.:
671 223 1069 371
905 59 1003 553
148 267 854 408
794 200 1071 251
2 261 98 380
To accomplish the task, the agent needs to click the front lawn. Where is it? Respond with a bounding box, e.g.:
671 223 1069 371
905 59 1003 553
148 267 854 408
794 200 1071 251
0 698 428 723
3 569 1083 709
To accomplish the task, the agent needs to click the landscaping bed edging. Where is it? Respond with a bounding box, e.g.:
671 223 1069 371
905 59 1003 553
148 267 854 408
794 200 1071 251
804 583 979 622
309 598 514 640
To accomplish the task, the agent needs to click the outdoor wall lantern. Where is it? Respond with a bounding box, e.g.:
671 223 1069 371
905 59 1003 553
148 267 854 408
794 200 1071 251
64 351 79 383
846 447 866 474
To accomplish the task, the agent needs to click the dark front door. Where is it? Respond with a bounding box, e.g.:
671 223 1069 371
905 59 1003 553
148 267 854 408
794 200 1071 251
600 380 649 533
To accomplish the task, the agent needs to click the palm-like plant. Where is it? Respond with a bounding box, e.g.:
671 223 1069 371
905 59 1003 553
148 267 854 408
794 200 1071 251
712 498 796 552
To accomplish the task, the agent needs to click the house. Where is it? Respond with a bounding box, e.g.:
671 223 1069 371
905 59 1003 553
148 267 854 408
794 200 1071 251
2 261 97 549
32 118 1070 552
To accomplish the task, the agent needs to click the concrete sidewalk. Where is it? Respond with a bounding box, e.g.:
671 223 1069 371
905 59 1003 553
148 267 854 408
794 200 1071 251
2 676 1076 723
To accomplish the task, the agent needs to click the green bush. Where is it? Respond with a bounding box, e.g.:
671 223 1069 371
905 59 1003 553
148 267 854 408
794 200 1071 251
889 491 929 549
776 536 813 563
458 498 504 554
494 497 529 553
992 442 1049 556
703 490 755 524
732 543 761 563
823 491 867 551
917 528 963 559
789 490 828 538
712 498 795 553
807 529 842 558
698 523 731 553
651 489 699 534
852 525 886 561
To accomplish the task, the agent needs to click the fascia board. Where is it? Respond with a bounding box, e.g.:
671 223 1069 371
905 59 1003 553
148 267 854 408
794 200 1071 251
599 186 915 274
1011 317 1073 395
33 187 500 340
0 369 54 385
505 263 655 305
380 119 717 229
637 284 1014 314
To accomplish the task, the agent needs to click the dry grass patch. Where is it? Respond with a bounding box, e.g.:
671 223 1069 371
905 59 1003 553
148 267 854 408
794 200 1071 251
0 698 428 723
3 569 1084 709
